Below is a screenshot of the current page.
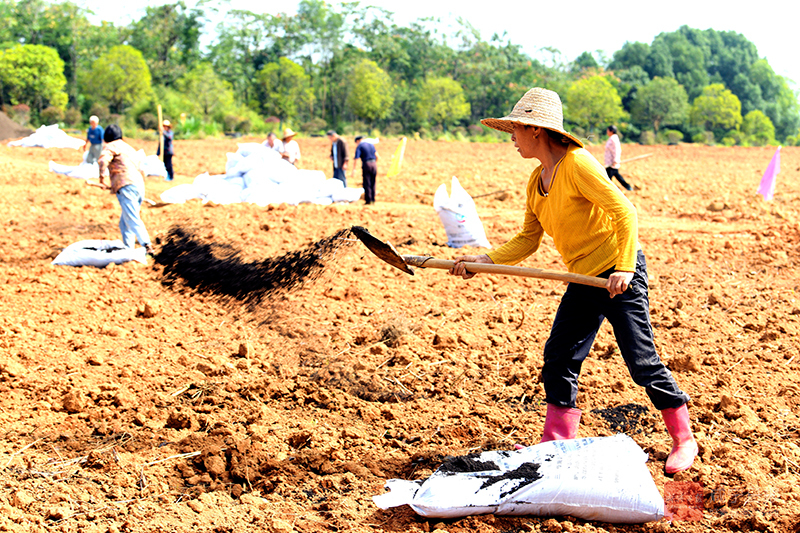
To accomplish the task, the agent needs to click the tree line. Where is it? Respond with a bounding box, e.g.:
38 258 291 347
1 0 798 146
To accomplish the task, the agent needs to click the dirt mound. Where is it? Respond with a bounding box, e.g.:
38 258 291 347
0 111 33 141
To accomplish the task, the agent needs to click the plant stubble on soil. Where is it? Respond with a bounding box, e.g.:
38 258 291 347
1 135 800 533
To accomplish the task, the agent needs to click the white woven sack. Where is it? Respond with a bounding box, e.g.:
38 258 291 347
52 240 147 268
140 155 168 177
433 176 490 248
49 160 99 180
160 183 202 204
373 434 664 524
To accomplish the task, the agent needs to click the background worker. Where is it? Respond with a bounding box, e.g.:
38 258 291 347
95 124 153 255
83 115 104 164
448 88 697 474
327 130 348 186
352 136 378 204
262 131 284 154
158 119 175 181
604 125 633 191
281 128 301 166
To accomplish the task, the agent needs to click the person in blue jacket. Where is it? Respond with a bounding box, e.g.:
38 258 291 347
83 115 104 164
352 136 379 204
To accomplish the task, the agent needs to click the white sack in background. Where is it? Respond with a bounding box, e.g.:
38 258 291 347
159 183 203 204
49 160 99 180
140 155 168 177
48 148 165 180
373 434 664 524
8 124 85 149
52 240 147 268
433 176 490 248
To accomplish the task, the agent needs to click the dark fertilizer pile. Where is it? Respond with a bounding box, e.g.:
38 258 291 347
153 225 355 309
591 403 650 434
438 453 501 474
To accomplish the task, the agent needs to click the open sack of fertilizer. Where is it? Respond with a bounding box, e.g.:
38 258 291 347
373 434 664 524
160 142 364 206
49 150 167 180
52 240 147 268
434 176 491 248
8 124 85 149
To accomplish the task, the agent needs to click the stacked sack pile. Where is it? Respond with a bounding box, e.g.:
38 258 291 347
8 124 85 149
161 143 364 206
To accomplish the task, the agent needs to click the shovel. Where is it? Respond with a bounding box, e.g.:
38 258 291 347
352 226 608 289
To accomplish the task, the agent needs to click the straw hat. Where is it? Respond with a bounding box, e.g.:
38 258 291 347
481 87 583 148
162 119 171 127
283 128 297 140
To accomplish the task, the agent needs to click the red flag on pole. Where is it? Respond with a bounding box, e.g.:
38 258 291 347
757 146 781 201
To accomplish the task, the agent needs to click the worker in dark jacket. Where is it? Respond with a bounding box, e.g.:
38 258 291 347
157 119 175 181
327 130 348 186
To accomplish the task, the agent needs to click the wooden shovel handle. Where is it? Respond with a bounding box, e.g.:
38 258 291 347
402 256 608 289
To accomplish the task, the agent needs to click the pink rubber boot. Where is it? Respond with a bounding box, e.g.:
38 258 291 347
540 403 582 443
661 404 698 474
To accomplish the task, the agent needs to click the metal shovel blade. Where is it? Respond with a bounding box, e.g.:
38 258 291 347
351 226 415 275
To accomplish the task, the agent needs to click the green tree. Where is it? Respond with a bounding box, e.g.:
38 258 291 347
355 15 452 88
564 75 626 134
613 66 650 112
85 45 152 113
210 10 281 105
3 0 92 105
353 14 456 129
255 57 314 126
0 44 67 112
644 40 673 79
653 32 708 100
0 1 124 110
0 1 16 45
125 1 203 87
445 20 547 124
630 77 688 133
741 110 775 146
749 59 800 141
415 77 470 130
572 51 598 72
176 62 235 119
690 83 742 136
347 59 393 124
277 0 347 125
609 41 650 71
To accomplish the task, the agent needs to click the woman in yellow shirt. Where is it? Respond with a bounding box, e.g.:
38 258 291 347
449 88 697 474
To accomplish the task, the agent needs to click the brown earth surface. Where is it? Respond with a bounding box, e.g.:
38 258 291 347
1 134 799 533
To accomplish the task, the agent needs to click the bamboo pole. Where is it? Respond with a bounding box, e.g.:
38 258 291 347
157 104 164 160
620 153 653 164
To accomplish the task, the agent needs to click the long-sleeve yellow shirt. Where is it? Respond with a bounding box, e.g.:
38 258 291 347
487 145 640 276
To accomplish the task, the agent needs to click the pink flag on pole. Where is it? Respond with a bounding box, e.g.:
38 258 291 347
757 146 781 201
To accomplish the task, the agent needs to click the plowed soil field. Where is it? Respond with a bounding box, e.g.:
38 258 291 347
1 135 799 533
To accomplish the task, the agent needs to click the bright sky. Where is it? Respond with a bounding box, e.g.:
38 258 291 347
85 0 799 91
